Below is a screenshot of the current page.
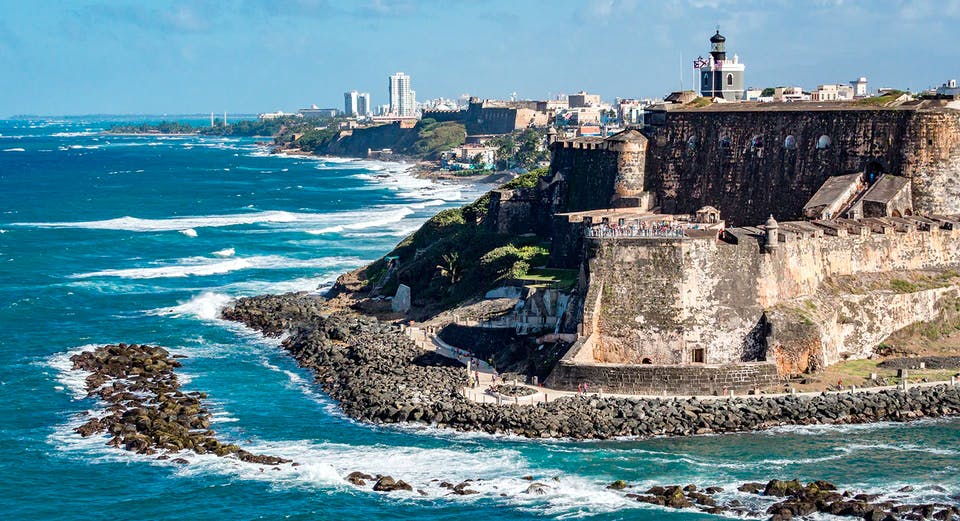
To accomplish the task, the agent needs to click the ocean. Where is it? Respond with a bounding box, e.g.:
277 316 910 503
0 118 957 520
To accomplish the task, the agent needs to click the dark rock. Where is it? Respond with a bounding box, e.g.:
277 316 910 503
607 480 629 490
524 483 549 495
373 476 413 492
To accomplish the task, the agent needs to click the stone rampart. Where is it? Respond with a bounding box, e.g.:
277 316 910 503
546 358 779 395
645 106 960 225
565 217 960 380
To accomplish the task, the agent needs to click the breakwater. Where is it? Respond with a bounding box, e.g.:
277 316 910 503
71 343 290 465
222 293 960 439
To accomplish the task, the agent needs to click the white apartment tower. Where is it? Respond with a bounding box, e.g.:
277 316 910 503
389 72 415 117
344 90 360 117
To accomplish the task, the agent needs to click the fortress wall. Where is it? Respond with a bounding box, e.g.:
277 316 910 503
759 225 960 305
903 110 960 214
587 238 685 364
578 224 960 371
550 142 621 212
545 359 779 395
585 236 766 366
643 109 960 225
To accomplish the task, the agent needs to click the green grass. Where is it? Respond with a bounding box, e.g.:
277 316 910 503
890 278 920 293
856 90 909 107
517 268 578 289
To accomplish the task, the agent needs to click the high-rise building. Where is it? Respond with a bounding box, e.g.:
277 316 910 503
389 72 415 116
695 29 746 102
357 92 371 116
344 90 360 117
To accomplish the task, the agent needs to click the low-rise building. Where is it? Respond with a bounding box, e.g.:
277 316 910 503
258 111 300 120
441 143 498 170
299 105 339 118
811 84 855 102
936 79 960 97
569 90 602 108
773 86 810 102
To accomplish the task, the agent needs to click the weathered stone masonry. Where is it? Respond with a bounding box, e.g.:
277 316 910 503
546 216 960 394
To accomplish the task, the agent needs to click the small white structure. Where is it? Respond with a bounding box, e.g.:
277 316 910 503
392 284 411 313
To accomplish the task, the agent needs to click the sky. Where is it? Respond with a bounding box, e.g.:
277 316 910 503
1 0 959 116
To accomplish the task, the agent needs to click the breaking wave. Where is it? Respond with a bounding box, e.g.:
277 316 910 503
68 254 361 279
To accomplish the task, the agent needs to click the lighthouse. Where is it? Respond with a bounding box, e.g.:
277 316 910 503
696 29 746 102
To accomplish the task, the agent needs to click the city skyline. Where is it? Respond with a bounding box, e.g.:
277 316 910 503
2 0 960 116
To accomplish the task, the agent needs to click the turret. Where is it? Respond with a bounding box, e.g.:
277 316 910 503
547 126 558 146
709 30 726 62
765 215 779 253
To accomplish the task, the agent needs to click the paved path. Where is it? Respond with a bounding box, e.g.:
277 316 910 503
410 329 960 407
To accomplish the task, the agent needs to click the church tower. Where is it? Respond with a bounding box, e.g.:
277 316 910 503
697 29 746 102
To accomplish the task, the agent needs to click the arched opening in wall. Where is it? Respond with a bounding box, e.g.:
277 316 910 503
905 208 913 216
784 135 797 150
727 74 733 86
865 160 884 184
641 358 652 365
892 209 902 217
816 135 832 149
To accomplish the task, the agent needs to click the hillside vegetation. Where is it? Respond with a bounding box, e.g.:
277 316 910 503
359 168 551 309
291 119 466 160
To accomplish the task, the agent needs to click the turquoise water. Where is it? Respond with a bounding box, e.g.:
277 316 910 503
1 119 958 520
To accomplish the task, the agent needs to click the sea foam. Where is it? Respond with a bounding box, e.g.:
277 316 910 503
69 254 362 279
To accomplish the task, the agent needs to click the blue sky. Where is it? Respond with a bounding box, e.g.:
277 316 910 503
1 0 958 116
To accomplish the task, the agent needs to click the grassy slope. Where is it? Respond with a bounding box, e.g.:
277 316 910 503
359 168 551 310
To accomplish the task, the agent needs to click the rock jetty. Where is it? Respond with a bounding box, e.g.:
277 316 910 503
620 479 960 520
72 343 290 465
222 293 960 440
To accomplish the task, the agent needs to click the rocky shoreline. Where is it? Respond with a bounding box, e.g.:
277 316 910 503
221 293 960 440
71 343 291 466
613 479 959 520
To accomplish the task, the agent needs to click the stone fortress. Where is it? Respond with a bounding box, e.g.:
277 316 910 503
476 33 960 395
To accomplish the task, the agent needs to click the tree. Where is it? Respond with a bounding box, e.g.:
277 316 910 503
436 252 462 285
761 87 776 97
471 153 486 169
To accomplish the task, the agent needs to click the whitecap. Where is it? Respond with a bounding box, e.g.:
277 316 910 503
69 254 362 279
212 247 235 258
14 210 309 232
155 292 234 320
305 208 414 235
3 147 25 152
408 199 447 210
180 228 198 238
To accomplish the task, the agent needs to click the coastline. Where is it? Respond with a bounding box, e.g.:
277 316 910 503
221 293 960 440
275 146 515 184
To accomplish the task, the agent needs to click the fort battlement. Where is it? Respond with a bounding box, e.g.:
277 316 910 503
545 212 960 394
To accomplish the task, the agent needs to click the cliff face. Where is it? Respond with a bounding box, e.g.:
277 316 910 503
324 123 414 157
